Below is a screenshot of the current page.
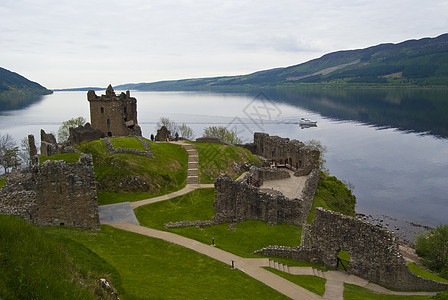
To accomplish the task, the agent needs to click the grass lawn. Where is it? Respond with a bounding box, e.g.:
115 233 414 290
407 262 448 283
135 188 302 258
192 142 261 183
39 152 82 164
77 138 188 205
265 268 326 296
0 177 5 189
343 283 432 300
46 225 289 300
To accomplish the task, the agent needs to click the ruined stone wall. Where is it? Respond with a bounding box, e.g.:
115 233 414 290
68 123 105 145
0 155 100 230
311 208 448 291
214 174 305 225
88 85 141 137
245 132 320 176
40 129 58 156
155 126 170 141
0 169 37 221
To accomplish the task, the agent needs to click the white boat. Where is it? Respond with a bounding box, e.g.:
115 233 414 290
299 118 317 126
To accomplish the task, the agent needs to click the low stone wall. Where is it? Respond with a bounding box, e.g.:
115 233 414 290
254 246 322 265
214 174 306 225
102 137 154 158
0 155 100 230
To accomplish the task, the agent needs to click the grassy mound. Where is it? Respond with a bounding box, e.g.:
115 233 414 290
47 225 288 299
192 142 261 183
134 188 302 258
0 215 119 300
77 138 188 205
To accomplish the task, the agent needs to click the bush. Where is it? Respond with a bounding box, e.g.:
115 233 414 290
415 225 448 279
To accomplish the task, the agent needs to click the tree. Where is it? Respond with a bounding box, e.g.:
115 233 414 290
155 117 178 136
202 126 242 144
0 133 19 174
415 225 448 278
178 123 195 140
57 117 86 143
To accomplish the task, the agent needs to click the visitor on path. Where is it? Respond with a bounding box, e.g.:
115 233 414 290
150 134 154 142
166 134 170 142
175 132 179 141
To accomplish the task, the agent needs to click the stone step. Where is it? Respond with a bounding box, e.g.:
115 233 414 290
183 144 195 150
187 176 199 184
188 162 198 168
188 155 198 162
188 169 198 176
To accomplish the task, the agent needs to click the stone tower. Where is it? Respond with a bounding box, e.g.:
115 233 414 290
87 85 142 137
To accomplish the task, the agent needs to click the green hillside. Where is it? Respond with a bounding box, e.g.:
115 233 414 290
0 67 52 110
118 33 448 90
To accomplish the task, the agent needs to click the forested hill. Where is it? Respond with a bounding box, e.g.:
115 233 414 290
117 33 448 91
0 67 52 110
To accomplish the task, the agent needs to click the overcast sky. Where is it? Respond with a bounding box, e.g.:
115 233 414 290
1 0 447 89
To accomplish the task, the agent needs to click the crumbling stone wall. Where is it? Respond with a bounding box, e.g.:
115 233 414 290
40 129 58 156
102 137 153 158
242 132 320 176
88 85 141 137
0 155 100 230
68 123 105 145
155 126 170 141
311 208 448 291
214 174 306 225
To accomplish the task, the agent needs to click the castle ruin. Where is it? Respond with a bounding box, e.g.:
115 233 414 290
0 154 100 230
88 85 141 137
241 132 320 176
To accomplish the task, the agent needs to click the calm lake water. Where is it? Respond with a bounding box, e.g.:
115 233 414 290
1 88 447 232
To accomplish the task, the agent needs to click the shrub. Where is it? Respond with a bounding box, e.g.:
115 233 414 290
415 225 448 279
202 126 242 144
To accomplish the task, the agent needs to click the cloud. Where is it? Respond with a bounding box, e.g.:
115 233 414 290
1 0 447 88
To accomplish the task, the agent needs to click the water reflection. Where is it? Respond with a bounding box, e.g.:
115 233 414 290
263 87 448 139
0 94 45 112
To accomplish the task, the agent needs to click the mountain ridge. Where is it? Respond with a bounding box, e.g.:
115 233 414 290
116 33 448 91
0 67 52 110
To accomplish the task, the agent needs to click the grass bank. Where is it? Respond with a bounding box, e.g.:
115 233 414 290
0 215 119 300
266 269 326 296
407 262 448 283
39 152 82 164
307 172 356 223
343 283 432 299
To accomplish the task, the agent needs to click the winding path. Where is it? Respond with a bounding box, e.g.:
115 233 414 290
98 141 437 299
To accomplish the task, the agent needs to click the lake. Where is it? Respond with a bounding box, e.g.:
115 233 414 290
1 88 447 235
